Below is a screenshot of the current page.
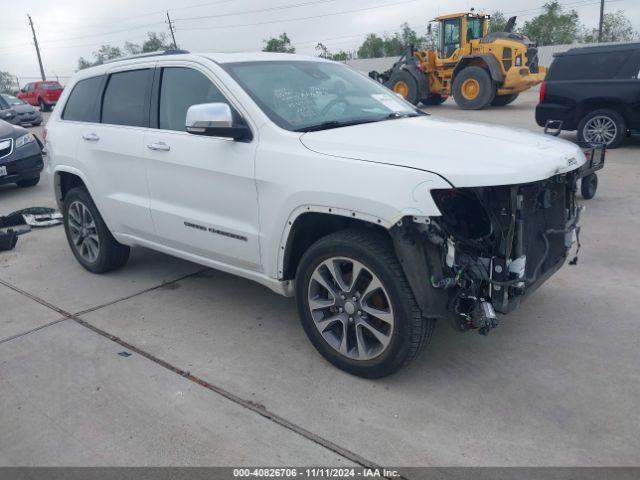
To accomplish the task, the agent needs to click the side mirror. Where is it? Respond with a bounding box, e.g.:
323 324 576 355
186 103 252 142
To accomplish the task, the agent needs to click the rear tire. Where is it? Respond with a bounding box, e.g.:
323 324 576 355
577 109 626 149
490 93 519 106
38 99 49 112
387 70 420 105
452 66 495 110
16 176 40 188
63 187 130 274
295 229 434 378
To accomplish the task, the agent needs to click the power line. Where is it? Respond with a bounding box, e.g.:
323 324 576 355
177 0 422 31
174 0 340 22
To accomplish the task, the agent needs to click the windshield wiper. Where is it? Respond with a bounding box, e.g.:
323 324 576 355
385 111 426 119
295 118 381 133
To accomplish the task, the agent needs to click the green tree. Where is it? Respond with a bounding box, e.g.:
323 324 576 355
142 32 172 52
331 50 353 62
77 32 172 70
583 11 638 43
520 1 581 45
124 41 142 55
0 71 18 94
78 44 123 70
399 22 423 49
357 33 385 58
489 11 509 32
315 42 332 59
382 34 404 56
262 33 295 53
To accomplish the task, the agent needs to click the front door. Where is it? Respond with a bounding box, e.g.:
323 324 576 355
440 18 461 61
144 65 261 271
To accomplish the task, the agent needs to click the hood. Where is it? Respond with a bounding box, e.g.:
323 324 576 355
299 116 586 188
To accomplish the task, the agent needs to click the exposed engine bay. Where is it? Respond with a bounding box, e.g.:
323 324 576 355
391 172 583 335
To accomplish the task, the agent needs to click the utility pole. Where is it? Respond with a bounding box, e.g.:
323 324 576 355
166 11 178 50
27 15 46 81
598 0 605 43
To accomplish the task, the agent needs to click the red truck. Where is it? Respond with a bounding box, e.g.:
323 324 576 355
17 80 64 112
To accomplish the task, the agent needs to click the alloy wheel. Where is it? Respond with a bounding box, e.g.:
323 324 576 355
583 116 617 146
67 201 100 263
307 257 395 361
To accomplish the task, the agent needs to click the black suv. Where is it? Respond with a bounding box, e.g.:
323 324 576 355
536 42 640 148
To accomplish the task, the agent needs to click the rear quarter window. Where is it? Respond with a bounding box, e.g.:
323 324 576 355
548 50 631 81
62 76 104 122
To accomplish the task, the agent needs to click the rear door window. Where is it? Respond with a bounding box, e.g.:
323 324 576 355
158 67 229 132
62 76 104 122
101 69 152 127
550 51 630 80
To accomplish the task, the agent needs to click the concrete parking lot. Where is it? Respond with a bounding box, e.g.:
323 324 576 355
1 90 639 467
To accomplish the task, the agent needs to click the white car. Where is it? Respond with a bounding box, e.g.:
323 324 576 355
46 51 586 378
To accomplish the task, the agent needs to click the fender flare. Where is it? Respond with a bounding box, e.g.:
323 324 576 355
453 54 504 84
276 205 391 279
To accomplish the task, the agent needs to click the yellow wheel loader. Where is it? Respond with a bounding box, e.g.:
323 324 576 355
370 12 547 110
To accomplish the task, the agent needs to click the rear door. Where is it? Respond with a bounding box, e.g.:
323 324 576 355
76 65 155 237
144 62 261 270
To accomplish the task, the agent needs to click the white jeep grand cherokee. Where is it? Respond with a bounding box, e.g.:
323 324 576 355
47 51 586 377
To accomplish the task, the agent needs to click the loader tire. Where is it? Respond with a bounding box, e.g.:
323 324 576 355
491 93 519 106
387 70 419 105
453 67 495 110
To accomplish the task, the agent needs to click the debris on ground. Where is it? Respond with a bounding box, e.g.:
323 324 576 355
0 207 63 251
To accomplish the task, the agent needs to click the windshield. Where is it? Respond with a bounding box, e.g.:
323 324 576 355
1 94 25 105
223 61 420 132
42 81 62 90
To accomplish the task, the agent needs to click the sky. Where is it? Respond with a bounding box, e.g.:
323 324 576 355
1 0 639 84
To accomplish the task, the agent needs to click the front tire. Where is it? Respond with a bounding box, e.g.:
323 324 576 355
452 66 495 110
577 109 626 149
387 70 420 105
63 187 130 273
295 229 434 378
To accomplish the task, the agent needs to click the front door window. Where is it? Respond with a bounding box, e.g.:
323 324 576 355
441 19 461 58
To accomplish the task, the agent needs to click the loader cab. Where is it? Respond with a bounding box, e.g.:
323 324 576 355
434 12 489 60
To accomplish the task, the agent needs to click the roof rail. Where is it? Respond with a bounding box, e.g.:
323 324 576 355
103 49 190 65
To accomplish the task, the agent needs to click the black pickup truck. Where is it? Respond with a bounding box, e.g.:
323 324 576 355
536 42 640 148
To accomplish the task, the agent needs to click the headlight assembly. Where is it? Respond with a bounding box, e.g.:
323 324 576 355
15 133 36 149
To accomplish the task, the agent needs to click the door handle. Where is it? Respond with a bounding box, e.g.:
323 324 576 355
82 133 99 141
147 142 170 152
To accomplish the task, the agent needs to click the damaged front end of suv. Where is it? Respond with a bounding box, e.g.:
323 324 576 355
391 171 584 335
